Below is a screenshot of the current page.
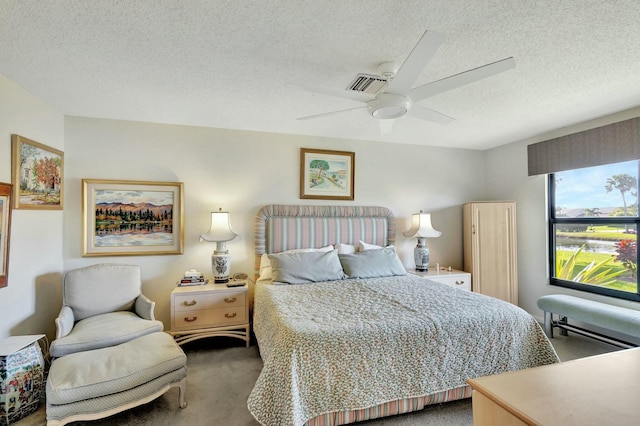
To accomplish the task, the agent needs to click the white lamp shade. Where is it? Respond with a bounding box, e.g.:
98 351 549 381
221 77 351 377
200 210 238 243
403 212 442 238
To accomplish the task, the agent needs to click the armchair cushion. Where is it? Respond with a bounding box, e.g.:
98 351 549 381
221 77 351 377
50 311 163 358
63 264 143 321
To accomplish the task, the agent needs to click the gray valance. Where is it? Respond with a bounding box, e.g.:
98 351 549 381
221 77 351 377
527 117 640 176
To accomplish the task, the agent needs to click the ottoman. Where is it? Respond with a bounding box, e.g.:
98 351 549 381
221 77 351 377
46 332 187 426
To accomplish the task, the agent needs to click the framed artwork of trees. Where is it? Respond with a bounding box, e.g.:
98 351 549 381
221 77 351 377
11 135 64 210
82 179 184 256
300 148 355 200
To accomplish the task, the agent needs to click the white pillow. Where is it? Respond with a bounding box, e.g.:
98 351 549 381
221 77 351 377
359 240 383 251
258 245 334 281
335 243 357 254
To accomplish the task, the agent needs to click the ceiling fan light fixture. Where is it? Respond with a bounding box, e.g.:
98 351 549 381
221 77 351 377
368 93 412 119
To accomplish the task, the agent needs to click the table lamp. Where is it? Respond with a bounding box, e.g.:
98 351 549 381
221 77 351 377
199 208 238 283
403 210 441 271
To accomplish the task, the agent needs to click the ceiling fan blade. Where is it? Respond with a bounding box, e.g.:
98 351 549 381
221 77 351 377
386 30 446 95
286 83 372 103
407 105 455 124
297 106 367 121
410 57 516 102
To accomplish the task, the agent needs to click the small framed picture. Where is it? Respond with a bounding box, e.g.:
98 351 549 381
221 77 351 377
300 148 355 200
11 135 64 210
0 182 13 288
82 179 184 257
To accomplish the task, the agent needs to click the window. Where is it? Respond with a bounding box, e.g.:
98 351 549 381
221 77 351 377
549 160 639 301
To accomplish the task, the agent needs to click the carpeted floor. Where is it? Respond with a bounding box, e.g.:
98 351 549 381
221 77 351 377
15 333 618 426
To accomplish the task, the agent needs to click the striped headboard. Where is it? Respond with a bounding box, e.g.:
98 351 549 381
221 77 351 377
254 205 395 273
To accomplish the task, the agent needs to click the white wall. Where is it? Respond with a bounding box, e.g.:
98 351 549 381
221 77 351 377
485 106 640 321
63 116 486 328
0 74 64 340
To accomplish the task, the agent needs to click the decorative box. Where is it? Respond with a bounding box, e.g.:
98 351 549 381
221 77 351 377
0 335 45 425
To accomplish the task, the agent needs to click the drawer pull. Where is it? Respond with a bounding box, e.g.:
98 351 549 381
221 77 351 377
224 296 237 303
455 280 465 285
184 316 197 322
225 312 237 318
183 300 197 306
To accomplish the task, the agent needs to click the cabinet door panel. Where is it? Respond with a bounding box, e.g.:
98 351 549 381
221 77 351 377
464 202 517 304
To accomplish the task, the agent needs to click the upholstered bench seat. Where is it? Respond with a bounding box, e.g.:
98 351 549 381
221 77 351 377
46 332 187 425
537 294 640 348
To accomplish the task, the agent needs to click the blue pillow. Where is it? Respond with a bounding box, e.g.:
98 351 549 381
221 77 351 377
339 247 406 278
268 250 346 284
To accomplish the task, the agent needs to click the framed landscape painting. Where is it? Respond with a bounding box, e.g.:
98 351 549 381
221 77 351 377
0 183 12 288
11 134 64 210
300 148 355 200
82 179 184 256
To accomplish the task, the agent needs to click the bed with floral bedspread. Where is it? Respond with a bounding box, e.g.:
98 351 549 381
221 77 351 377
248 274 559 426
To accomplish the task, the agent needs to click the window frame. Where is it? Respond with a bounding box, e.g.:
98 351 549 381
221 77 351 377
548 170 640 302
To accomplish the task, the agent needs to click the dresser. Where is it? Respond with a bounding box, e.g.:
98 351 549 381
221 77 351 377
463 201 518 304
468 348 638 425
410 268 471 291
170 279 251 347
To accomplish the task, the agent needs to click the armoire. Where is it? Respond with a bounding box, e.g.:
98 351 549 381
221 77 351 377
462 201 518 304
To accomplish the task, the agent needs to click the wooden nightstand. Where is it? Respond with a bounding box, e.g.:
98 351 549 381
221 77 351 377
170 278 251 347
409 268 471 291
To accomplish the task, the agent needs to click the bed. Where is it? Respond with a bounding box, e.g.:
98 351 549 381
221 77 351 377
248 205 559 426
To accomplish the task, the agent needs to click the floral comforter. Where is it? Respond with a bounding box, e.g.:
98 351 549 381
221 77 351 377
248 275 559 426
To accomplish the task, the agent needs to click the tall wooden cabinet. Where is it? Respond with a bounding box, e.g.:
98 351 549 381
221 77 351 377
463 201 518 304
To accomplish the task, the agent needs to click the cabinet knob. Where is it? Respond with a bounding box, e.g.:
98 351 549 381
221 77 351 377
184 316 197 322
225 312 237 318
224 296 237 303
455 280 465 285
183 300 197 306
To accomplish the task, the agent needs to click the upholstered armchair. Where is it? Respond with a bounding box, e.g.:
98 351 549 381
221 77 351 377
49 264 163 358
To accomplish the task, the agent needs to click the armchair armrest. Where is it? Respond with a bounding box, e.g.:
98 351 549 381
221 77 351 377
55 305 75 339
135 294 156 320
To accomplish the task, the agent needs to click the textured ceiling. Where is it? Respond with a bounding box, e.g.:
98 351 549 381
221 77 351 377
2 1 640 150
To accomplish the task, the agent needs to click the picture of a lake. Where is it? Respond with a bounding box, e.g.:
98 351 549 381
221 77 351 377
93 189 174 248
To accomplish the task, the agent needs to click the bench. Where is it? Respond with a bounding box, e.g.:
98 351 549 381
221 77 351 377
46 332 187 425
537 294 640 348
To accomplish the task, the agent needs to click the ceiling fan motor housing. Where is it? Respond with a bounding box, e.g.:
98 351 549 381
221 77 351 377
368 93 412 119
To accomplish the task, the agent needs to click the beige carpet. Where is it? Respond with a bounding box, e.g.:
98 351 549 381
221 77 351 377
15 334 617 426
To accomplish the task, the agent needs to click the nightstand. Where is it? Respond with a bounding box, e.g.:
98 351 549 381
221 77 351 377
170 278 251 347
409 268 471 291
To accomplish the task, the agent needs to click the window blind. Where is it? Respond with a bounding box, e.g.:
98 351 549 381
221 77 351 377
527 117 640 176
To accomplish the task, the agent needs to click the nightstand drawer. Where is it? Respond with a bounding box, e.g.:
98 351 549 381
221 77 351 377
173 306 247 330
409 268 471 292
174 291 245 311
429 275 471 291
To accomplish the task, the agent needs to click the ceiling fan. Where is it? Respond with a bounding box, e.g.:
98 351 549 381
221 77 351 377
297 29 515 127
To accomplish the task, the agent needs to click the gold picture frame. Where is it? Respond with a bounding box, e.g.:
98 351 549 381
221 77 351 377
300 148 355 200
0 183 13 288
82 179 184 257
11 134 64 210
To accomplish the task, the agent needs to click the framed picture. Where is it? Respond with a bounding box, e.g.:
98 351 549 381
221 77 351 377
82 179 184 257
0 183 12 288
300 148 355 200
11 135 64 210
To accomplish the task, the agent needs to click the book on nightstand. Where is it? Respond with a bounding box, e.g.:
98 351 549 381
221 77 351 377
177 270 207 286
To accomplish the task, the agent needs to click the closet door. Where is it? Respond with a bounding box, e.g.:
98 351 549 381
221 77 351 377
463 201 518 304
